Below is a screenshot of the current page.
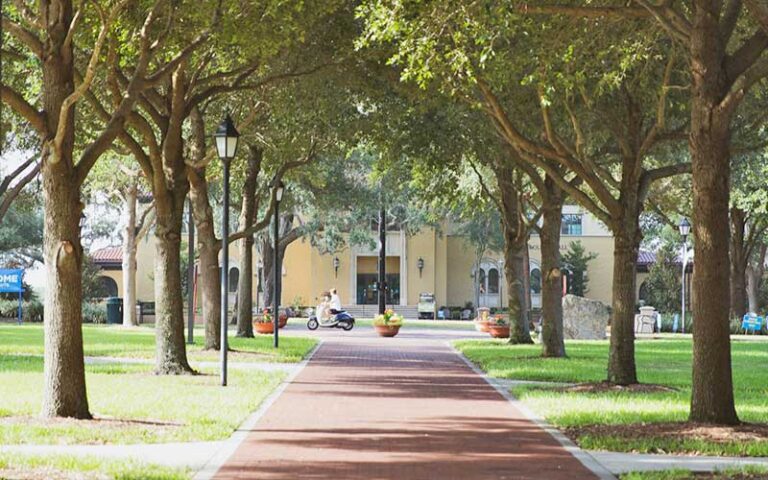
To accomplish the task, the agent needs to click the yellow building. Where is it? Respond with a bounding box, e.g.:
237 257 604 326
93 205 661 317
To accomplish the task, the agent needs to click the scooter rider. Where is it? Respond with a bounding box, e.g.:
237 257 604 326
329 288 342 315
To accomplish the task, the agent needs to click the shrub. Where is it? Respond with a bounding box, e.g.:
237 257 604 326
0 298 43 322
82 302 107 324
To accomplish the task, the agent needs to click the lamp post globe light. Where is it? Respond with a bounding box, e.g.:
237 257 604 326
678 217 691 334
214 114 240 387
272 177 285 349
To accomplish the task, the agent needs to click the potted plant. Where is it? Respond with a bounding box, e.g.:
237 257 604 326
474 307 492 332
278 311 289 329
373 309 403 337
487 315 510 338
253 309 275 334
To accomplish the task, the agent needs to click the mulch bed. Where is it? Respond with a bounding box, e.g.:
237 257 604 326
565 421 768 452
557 381 678 394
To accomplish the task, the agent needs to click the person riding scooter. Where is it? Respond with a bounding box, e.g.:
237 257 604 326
329 288 342 315
307 289 355 331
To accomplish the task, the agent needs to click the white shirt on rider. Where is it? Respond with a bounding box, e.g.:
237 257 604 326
329 293 342 312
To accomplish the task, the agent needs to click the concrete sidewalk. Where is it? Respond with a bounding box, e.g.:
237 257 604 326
207 336 605 479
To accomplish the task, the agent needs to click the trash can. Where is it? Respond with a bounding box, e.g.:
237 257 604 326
106 297 122 324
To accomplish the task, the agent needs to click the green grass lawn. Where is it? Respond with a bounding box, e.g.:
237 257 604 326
0 453 190 479
0 323 319 445
0 323 317 363
455 338 768 456
0 357 284 444
621 466 768 479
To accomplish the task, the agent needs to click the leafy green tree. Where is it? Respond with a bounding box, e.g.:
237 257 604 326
2 0 214 417
515 0 768 426
560 241 597 297
0 197 43 265
358 0 693 383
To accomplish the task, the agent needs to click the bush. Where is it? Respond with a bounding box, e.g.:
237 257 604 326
82 302 107 324
0 298 43 322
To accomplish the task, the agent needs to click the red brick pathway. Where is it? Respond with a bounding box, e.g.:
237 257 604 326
213 336 599 479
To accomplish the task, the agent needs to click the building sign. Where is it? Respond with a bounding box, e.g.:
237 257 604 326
0 269 24 324
0 269 23 293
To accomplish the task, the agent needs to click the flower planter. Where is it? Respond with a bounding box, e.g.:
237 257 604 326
475 319 491 333
487 325 510 338
374 324 401 337
253 319 274 334
278 314 288 329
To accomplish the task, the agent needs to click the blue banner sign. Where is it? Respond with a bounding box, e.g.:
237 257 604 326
0 269 23 293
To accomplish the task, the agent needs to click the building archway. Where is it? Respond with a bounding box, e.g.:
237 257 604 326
98 276 119 298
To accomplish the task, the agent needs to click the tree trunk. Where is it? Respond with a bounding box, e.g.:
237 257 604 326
496 165 532 344
607 228 640 385
235 146 262 337
260 215 297 310
540 178 565 357
122 181 139 327
688 3 738 424
523 242 531 312
39 0 90 419
503 234 531 344
236 234 254 336
746 244 766 314
188 168 221 350
41 163 91 418
261 236 275 309
153 181 193 374
729 208 748 319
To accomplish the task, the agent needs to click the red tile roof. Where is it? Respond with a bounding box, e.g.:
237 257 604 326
91 246 122 264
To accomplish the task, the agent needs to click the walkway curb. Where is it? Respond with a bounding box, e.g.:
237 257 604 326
448 342 616 480
193 340 324 480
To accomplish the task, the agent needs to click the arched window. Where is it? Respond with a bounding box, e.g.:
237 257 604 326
638 281 648 303
530 268 542 295
98 276 118 298
488 268 499 294
229 267 240 292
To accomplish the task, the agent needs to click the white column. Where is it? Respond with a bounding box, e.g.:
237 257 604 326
349 250 357 306
400 230 407 306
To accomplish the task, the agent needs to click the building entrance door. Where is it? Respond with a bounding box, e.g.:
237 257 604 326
356 273 400 305
355 256 401 305
478 261 500 308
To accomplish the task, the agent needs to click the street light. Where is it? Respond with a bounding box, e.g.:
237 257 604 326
214 114 240 387
417 257 424 277
333 257 340 278
271 176 285 349
679 217 691 334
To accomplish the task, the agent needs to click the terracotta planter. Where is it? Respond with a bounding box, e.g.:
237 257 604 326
253 319 274 334
374 324 401 337
487 325 510 338
278 314 288 329
475 320 491 333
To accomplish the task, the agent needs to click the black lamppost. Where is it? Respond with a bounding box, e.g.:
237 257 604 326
333 257 340 278
378 207 386 315
214 114 240 387
272 177 285 348
417 257 424 277
679 217 691 334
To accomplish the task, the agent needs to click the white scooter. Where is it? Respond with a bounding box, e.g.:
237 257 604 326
306 303 355 331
